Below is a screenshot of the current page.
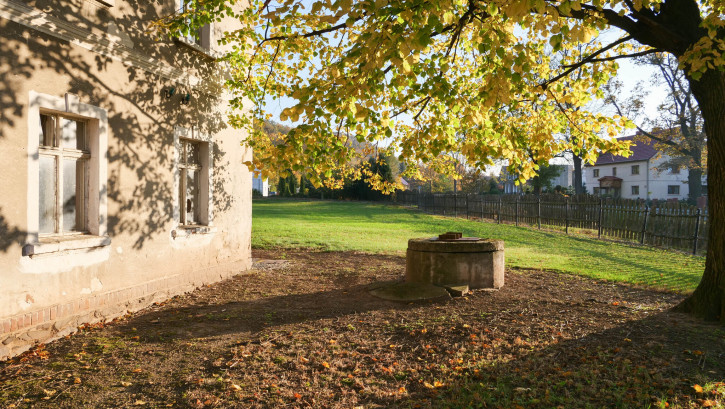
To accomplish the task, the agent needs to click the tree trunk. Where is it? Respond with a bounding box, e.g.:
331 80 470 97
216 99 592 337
532 176 541 195
674 69 725 321
573 154 584 194
687 166 702 205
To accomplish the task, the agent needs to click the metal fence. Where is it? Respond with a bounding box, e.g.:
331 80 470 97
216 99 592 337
396 192 709 255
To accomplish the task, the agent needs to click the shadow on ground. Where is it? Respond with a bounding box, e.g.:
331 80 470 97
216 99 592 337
0 250 722 408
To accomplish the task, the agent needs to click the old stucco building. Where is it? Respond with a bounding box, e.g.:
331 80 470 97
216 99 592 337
0 0 253 359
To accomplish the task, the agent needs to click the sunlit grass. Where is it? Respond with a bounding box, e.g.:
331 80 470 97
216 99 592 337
252 199 705 293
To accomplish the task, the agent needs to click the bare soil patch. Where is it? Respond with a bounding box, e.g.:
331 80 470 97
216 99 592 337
1 250 723 408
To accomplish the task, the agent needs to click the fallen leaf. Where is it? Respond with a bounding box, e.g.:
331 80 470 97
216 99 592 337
120 381 132 387
693 384 704 393
321 361 330 369
134 400 146 406
230 384 241 391
73 377 82 384
702 399 716 407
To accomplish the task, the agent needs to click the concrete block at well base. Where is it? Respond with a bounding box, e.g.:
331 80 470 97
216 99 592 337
405 238 504 289
443 284 470 297
368 282 452 302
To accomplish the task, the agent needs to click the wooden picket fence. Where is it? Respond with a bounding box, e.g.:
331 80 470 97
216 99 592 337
397 192 709 255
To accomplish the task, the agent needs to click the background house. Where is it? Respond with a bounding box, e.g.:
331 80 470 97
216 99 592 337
585 135 702 200
252 171 269 196
501 163 573 194
0 0 252 359
550 164 573 191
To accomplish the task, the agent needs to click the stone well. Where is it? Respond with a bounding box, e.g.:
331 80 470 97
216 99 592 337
405 236 504 289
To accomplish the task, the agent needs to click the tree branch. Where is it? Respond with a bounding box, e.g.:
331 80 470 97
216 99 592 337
562 48 660 67
541 35 634 89
609 95 693 157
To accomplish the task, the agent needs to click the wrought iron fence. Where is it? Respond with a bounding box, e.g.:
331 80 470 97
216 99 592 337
396 192 709 255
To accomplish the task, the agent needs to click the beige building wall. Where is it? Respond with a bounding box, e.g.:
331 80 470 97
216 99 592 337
0 0 252 359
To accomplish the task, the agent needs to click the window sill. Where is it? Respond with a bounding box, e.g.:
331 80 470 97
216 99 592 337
174 38 221 60
172 225 217 239
23 235 111 257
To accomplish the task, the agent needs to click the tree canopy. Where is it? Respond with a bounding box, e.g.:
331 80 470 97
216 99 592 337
161 0 725 321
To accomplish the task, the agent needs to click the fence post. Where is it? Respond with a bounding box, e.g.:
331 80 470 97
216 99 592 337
454 194 458 218
498 196 502 224
693 208 702 255
537 196 541 229
442 194 446 216
640 206 649 244
481 195 484 221
565 197 569 234
515 196 520 226
466 194 470 219
597 198 603 238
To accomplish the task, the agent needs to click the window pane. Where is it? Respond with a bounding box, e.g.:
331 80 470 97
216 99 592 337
39 114 55 147
39 156 56 234
185 141 201 165
61 118 86 150
186 169 199 224
62 159 80 231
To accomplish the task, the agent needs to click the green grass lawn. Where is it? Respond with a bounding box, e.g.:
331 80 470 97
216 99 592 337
252 199 705 293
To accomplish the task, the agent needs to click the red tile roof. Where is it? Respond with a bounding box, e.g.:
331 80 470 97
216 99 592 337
598 176 623 182
592 135 658 165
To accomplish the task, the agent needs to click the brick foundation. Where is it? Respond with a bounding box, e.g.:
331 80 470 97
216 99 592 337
0 259 251 360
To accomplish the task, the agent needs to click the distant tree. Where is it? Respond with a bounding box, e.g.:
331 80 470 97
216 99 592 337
530 164 563 195
277 170 297 197
606 54 706 204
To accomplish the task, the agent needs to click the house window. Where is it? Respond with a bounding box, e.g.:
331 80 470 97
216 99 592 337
178 0 213 49
593 169 599 178
179 139 203 225
38 113 89 235
631 185 639 195
24 91 109 258
174 126 213 235
593 187 600 195
631 165 639 175
612 167 617 176
668 185 680 195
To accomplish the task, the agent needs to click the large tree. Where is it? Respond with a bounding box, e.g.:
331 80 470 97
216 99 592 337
606 53 707 204
163 0 724 321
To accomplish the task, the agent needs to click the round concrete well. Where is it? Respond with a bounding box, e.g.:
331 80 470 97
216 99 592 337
405 237 504 289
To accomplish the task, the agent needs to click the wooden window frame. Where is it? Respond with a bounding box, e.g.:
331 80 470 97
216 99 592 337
593 169 599 178
631 165 640 175
177 0 213 49
178 138 203 226
667 185 680 195
38 111 90 237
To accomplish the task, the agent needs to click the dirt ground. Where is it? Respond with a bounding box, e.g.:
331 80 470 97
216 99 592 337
1 249 723 408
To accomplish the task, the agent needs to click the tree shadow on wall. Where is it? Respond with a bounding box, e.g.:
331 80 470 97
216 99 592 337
0 0 240 252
